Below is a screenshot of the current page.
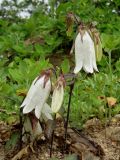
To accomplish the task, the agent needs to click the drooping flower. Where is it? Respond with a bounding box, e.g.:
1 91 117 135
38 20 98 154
21 69 52 119
74 24 99 74
51 75 65 113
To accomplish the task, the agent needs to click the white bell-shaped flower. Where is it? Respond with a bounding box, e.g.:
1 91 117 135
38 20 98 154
21 70 52 119
51 75 65 113
74 31 98 74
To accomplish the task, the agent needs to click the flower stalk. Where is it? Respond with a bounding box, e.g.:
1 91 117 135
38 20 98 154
64 77 75 150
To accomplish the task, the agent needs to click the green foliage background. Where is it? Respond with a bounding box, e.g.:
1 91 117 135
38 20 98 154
0 0 120 127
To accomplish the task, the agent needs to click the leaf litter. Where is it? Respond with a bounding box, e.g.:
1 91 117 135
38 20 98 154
0 115 120 160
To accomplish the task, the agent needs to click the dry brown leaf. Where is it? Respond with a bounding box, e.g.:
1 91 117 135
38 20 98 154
98 96 117 108
107 97 117 107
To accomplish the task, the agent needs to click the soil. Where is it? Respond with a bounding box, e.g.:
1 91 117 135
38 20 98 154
0 116 120 160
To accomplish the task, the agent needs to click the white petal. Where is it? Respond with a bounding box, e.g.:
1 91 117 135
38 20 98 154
42 103 53 121
23 76 51 117
82 32 94 73
92 45 99 72
34 105 43 119
51 85 64 113
74 33 83 74
20 77 38 108
23 104 35 114
34 78 51 119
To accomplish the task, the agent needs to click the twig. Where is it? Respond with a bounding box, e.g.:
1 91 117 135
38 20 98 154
50 114 56 158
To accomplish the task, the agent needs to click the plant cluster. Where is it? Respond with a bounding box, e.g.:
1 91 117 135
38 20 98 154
0 0 120 130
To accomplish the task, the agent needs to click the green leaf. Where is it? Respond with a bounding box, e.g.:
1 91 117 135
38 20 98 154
64 154 78 160
61 59 70 73
5 132 20 150
101 33 120 52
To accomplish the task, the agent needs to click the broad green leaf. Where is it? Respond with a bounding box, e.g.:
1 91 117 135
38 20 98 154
101 33 120 52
